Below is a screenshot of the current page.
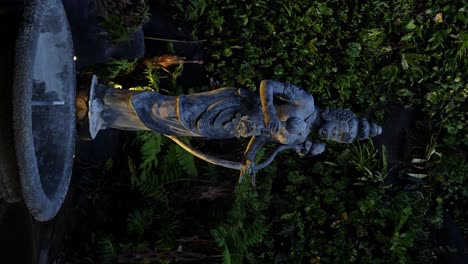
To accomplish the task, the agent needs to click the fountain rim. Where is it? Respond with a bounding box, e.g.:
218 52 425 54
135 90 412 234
12 0 76 221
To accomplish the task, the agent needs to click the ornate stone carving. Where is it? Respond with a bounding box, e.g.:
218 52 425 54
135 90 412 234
81 76 382 184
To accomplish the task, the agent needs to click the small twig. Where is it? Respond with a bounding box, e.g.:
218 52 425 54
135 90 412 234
160 67 171 74
144 36 207 43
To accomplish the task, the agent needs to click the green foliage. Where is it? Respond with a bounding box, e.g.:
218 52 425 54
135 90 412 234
144 65 160 91
173 0 207 21
97 238 116 264
89 1 466 263
127 208 154 238
129 132 199 200
211 179 271 264
100 0 151 43
175 138 198 177
94 133 187 261
167 0 466 126
94 59 138 84
431 153 468 233
348 141 388 184
135 131 161 181
258 141 432 263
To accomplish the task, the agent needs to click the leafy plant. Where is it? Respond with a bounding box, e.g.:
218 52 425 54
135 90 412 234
97 238 116 264
258 141 433 263
86 1 467 263
211 179 270 264
100 0 151 43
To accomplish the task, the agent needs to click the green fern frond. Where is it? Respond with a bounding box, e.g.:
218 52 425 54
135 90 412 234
223 244 232 264
93 193 115 225
172 0 207 21
210 180 270 264
144 66 160 91
175 139 198 177
136 173 168 203
97 238 116 264
159 144 185 184
211 227 227 247
128 208 154 238
155 212 180 249
97 59 138 82
138 131 162 180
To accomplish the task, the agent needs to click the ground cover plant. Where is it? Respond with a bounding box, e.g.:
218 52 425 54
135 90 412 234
85 0 466 263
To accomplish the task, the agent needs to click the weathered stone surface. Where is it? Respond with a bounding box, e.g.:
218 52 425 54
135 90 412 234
13 0 75 221
87 78 382 177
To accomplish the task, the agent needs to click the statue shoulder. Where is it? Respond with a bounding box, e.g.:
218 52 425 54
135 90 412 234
237 87 253 98
282 82 314 103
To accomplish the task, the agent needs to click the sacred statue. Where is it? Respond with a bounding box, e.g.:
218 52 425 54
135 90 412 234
77 76 382 184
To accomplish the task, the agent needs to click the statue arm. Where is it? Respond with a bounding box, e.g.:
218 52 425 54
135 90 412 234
259 80 314 131
166 135 243 170
244 136 268 161
260 80 313 106
238 136 268 185
259 80 283 132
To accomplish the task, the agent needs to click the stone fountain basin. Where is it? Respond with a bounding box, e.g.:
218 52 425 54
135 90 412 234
11 0 76 221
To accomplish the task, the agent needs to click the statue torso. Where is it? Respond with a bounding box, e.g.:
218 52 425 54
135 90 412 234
131 87 318 143
179 88 262 138
131 88 263 138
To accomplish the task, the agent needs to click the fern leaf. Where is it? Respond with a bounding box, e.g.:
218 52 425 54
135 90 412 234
159 144 185 184
185 0 207 21
211 227 227 247
127 208 154 238
223 244 232 264
97 238 116 264
138 132 162 180
144 66 159 91
136 172 168 202
175 143 198 177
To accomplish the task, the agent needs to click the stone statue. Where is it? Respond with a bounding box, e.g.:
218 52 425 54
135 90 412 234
79 76 382 184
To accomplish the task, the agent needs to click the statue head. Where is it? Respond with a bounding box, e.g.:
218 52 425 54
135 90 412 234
317 108 382 143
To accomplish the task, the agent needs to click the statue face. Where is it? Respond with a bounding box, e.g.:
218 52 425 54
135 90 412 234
318 121 351 143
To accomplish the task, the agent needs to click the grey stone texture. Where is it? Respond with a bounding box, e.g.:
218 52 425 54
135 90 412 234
87 78 382 175
13 0 76 221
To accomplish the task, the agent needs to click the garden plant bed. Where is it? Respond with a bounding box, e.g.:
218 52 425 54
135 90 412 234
1 0 466 263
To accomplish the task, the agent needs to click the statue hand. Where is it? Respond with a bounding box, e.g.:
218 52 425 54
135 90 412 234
265 111 281 133
240 159 254 176
295 140 325 156
295 140 312 157
238 159 257 187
